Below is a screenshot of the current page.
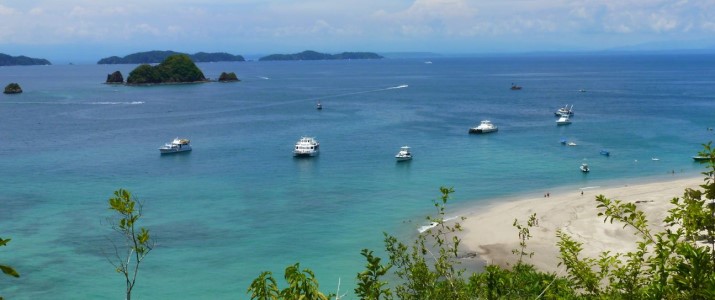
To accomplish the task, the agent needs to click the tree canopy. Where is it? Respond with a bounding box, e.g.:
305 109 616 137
126 54 207 85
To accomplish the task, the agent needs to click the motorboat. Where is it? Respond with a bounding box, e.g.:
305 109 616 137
555 104 574 116
395 146 412 162
159 137 192 154
567 142 577 146
560 138 568 145
510 83 522 90
578 89 586 93
556 115 572 125
580 163 590 173
293 137 320 157
469 120 498 134
600 149 610 156
316 101 322 110
693 155 710 162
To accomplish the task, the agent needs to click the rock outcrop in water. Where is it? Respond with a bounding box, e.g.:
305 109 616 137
3 83 22 94
126 54 207 85
218 72 240 82
106 71 124 84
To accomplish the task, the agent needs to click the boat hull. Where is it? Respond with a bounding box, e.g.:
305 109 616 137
693 156 710 162
395 156 412 162
468 128 498 134
293 151 319 157
159 147 192 154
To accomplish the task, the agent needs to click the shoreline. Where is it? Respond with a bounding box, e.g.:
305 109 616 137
457 173 704 273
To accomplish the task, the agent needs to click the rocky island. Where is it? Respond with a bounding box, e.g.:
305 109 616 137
0 53 51 66
3 83 23 94
218 72 240 82
259 50 383 61
106 71 124 84
126 54 207 85
98 50 245 64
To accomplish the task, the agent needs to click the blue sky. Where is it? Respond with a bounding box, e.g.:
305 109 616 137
1 0 714 63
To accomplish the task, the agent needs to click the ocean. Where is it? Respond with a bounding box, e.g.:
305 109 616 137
2 54 715 299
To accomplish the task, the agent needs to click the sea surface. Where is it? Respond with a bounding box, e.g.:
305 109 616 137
2 54 715 299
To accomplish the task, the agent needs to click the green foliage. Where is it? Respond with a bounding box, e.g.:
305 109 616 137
126 54 207 84
0 237 19 279
355 249 392 300
3 83 22 94
512 213 537 265
106 189 153 300
218 72 240 82
247 263 332 300
555 142 715 299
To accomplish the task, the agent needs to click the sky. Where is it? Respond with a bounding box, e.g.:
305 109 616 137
1 0 714 63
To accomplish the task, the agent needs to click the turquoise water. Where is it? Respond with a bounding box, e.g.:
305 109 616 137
2 55 715 299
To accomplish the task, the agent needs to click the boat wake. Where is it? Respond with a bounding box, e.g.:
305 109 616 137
387 84 409 89
89 101 145 105
257 76 270 80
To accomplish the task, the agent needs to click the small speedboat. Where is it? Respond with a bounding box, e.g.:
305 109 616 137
555 104 574 116
580 163 590 173
469 120 498 134
556 115 572 125
510 83 522 90
159 137 192 154
567 142 577 146
600 149 610 156
316 101 322 110
293 137 320 157
395 146 412 162
693 155 710 162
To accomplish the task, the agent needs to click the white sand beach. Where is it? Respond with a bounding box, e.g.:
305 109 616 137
459 175 704 273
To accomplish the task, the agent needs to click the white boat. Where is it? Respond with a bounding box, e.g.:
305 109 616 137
567 142 577 146
316 101 322 110
580 163 590 173
293 137 320 157
556 115 572 125
159 137 192 154
469 120 498 134
555 104 574 116
395 146 412 161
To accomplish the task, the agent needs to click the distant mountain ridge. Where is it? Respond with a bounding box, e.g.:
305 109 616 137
0 53 51 66
97 50 245 64
259 50 383 61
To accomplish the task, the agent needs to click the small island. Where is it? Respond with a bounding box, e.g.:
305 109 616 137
258 50 383 61
106 71 124 84
98 50 245 64
4 83 23 94
218 72 240 82
126 54 207 85
0 53 51 66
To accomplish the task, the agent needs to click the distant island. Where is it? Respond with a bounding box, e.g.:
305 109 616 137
97 50 245 64
258 50 383 61
0 53 51 66
126 54 207 85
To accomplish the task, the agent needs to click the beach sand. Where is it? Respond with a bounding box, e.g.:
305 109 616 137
459 175 704 273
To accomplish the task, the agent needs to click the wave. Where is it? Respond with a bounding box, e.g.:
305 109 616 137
89 101 145 105
417 216 459 233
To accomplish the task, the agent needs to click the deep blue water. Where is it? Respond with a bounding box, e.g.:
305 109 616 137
2 54 715 299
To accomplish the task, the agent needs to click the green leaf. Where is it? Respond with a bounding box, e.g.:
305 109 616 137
0 265 19 278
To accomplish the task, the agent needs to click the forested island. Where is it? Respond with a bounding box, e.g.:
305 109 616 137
259 50 383 61
0 53 51 66
97 50 245 64
126 54 207 85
